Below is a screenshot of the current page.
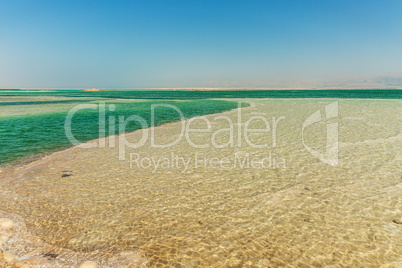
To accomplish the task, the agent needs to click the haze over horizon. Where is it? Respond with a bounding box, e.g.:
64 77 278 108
1 0 402 89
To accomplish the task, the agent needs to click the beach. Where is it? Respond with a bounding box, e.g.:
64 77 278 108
2 0 402 265
0 98 401 266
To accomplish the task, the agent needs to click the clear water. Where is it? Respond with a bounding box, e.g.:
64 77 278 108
3 89 400 166
1 89 400 166
0 91 401 267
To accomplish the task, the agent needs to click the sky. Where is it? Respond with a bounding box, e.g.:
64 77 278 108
0 0 402 89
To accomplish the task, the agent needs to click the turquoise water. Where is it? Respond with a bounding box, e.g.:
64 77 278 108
0 89 401 166
0 100 243 165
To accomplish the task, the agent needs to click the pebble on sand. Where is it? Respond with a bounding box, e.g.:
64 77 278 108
0 218 14 230
393 219 402 225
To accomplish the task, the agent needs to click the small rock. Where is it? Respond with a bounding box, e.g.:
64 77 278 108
393 219 402 225
0 218 14 230
43 252 58 260
79 260 99 268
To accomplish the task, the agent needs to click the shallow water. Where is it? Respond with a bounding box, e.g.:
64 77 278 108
1 98 402 266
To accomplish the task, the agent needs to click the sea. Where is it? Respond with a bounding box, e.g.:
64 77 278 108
1 89 400 166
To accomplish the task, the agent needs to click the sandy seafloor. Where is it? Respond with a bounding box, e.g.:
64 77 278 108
0 98 401 267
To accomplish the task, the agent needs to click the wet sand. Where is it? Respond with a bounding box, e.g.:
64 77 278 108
1 98 401 267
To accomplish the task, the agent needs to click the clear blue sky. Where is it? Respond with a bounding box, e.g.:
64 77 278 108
1 0 402 88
